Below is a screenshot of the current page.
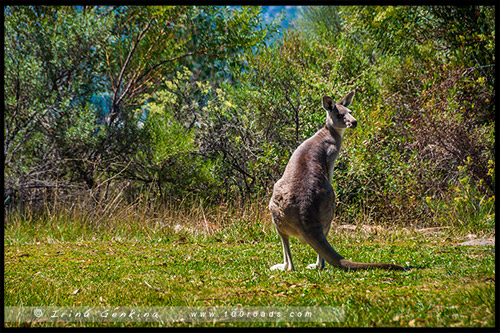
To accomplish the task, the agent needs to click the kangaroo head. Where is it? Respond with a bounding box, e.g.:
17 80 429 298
322 90 357 134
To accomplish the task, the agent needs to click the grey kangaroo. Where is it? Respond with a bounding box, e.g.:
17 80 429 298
268 91 404 271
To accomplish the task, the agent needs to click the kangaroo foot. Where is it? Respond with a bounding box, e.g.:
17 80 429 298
270 263 293 271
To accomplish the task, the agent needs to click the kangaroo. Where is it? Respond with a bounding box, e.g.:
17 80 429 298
268 90 404 271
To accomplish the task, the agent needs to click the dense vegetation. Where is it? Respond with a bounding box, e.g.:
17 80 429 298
4 5 495 230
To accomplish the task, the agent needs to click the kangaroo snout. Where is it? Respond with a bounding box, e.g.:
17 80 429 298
345 115 357 129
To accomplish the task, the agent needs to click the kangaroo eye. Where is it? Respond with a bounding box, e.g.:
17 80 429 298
337 113 344 119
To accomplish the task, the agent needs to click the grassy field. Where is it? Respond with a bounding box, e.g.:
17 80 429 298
3 200 495 327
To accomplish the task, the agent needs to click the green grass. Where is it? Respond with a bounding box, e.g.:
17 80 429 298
3 201 495 327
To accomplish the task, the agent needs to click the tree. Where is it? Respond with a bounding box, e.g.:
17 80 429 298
104 6 277 127
4 6 113 204
337 5 495 219
4 5 279 205
102 6 279 199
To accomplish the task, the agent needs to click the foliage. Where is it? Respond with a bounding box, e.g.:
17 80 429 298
426 158 495 233
4 5 495 230
104 6 277 125
297 6 343 39
316 5 495 225
131 67 220 198
4 6 113 197
4 5 279 206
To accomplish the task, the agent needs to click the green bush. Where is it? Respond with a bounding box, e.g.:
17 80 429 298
4 5 495 232
426 158 495 234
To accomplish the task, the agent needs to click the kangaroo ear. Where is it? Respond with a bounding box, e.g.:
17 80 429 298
322 95 335 111
338 90 355 107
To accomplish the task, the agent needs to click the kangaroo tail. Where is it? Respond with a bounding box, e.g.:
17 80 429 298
301 229 405 271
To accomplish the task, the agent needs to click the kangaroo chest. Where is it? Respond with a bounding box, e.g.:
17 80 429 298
320 128 343 182
325 145 340 181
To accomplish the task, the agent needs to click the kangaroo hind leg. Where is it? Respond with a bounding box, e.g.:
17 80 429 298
270 232 294 271
306 254 325 270
306 222 332 270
